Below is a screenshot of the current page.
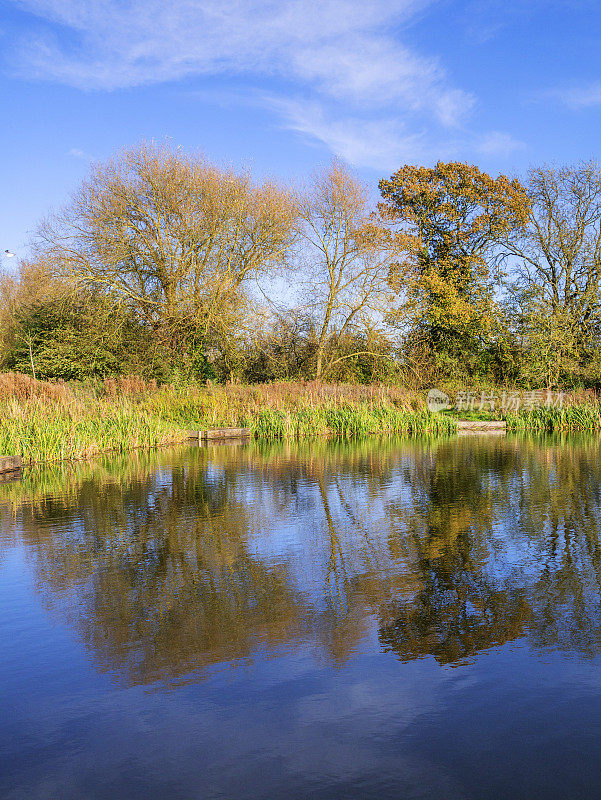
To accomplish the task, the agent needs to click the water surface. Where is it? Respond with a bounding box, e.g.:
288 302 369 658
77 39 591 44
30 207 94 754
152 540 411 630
2 435 601 799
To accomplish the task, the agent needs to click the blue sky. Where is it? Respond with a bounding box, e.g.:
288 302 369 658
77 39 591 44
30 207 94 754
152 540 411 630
1 0 600 258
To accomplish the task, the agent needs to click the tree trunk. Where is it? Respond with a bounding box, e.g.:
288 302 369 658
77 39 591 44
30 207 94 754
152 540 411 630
27 335 36 381
315 350 323 380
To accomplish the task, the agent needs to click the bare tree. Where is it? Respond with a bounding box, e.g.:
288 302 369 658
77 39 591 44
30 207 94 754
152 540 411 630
296 161 398 380
37 143 297 348
504 162 601 341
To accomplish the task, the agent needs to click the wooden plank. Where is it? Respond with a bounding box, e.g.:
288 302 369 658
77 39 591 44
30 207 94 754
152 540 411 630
188 428 251 441
455 420 506 435
0 469 21 483
456 420 506 430
0 455 22 474
202 428 250 440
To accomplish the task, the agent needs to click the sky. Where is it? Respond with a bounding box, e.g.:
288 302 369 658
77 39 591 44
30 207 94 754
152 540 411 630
1 0 600 260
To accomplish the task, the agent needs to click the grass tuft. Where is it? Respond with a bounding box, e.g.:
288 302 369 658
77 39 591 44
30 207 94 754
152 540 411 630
506 405 601 432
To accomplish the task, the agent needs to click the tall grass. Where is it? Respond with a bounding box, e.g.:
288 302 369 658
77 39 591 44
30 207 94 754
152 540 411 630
5 372 601 466
0 400 185 463
251 406 456 439
506 405 601 432
0 373 450 465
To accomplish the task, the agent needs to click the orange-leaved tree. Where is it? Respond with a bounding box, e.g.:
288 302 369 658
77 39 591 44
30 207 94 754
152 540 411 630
379 161 529 380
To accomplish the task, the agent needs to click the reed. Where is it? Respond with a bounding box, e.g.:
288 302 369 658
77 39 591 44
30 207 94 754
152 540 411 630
251 405 456 439
506 404 601 432
0 373 453 465
0 401 185 463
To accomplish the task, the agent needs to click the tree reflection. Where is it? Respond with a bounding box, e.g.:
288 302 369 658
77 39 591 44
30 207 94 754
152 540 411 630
6 435 601 683
380 437 601 663
11 447 306 685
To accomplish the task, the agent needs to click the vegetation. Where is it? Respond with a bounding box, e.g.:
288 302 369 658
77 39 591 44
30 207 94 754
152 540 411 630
379 161 529 382
252 406 455 439
3 143 601 390
506 404 601 433
0 373 457 464
2 144 601 463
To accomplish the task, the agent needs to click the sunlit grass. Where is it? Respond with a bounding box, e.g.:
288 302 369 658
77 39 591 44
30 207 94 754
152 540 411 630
0 375 453 464
506 405 601 432
251 406 456 439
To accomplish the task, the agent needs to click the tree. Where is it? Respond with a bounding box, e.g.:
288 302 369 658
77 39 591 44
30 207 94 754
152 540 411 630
296 161 398 380
0 259 63 363
0 259 159 380
243 308 317 382
503 162 601 386
4 294 149 381
37 143 297 371
379 161 529 380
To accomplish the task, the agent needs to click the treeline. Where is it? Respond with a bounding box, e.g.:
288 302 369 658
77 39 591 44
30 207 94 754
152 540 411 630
2 143 601 389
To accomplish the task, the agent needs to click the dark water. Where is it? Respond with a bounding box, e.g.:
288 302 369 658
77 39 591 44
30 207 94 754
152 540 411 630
3 436 601 799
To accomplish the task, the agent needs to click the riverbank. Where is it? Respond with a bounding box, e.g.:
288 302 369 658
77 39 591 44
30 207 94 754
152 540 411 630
1 373 599 465
0 374 454 464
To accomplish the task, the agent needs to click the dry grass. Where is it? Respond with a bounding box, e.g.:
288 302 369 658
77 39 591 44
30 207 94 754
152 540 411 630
0 372 73 403
102 375 158 398
0 375 430 464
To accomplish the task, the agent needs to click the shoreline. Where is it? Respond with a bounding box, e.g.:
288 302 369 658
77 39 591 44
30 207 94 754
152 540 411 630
0 376 600 467
0 408 458 467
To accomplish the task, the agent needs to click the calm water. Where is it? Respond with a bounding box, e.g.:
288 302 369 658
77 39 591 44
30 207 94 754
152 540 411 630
3 435 601 799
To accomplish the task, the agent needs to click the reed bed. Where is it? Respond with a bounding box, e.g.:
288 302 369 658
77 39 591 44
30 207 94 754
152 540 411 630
506 405 601 432
251 406 456 439
0 373 447 465
10 371 601 465
0 401 185 463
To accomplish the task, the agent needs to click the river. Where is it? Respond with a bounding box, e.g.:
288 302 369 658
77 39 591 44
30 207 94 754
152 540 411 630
2 435 601 798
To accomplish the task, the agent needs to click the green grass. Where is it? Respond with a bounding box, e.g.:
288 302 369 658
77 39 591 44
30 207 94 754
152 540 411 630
0 403 184 463
0 380 454 465
506 405 601 432
251 406 456 439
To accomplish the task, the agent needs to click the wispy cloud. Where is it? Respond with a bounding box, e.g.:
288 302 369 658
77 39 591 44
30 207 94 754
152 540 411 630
476 131 526 157
544 82 601 110
6 0 524 169
269 97 429 170
67 147 93 161
12 0 463 108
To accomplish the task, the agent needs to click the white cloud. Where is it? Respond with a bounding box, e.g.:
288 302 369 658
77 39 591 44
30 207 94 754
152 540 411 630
545 82 601 110
477 131 526 157
12 1 457 102
268 97 429 170
7 0 484 168
285 34 474 126
67 147 92 160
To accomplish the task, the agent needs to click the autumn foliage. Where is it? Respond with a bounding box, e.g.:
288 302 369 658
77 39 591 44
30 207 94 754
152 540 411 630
379 162 530 376
1 145 600 389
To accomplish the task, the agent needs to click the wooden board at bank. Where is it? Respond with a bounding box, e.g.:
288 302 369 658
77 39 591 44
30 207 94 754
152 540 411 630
188 428 251 441
0 455 22 474
456 420 506 435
